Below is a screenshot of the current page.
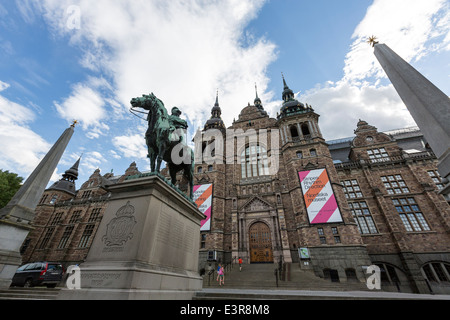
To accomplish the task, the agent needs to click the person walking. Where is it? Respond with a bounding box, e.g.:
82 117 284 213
238 257 243 272
216 264 221 282
218 265 225 286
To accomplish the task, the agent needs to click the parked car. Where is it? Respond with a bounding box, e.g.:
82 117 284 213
10 262 64 288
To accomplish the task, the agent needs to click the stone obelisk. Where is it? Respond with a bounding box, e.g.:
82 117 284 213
371 39 450 199
0 122 76 288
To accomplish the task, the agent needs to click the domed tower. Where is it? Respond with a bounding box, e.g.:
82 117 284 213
46 157 81 197
278 74 322 144
204 91 226 132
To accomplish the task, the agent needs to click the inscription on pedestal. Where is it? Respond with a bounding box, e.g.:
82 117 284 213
82 272 122 287
157 211 195 253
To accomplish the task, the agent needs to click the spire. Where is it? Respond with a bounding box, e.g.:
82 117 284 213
47 156 81 196
211 90 221 118
281 73 294 102
215 90 219 108
278 73 309 120
63 157 81 182
254 83 262 107
204 90 225 131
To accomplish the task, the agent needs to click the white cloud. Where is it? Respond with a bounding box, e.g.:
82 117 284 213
0 80 10 92
300 81 415 140
82 151 107 171
35 0 276 131
54 81 108 134
112 134 148 160
14 0 38 24
0 94 52 178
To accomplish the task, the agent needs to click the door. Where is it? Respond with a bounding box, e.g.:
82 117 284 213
249 222 273 263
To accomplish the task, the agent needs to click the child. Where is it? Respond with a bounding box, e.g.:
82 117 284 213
218 265 225 286
238 257 243 272
216 264 221 282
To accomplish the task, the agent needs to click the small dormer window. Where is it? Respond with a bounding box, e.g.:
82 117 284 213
367 148 390 163
49 195 58 205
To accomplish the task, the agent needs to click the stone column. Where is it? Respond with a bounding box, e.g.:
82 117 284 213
0 125 75 288
374 43 450 199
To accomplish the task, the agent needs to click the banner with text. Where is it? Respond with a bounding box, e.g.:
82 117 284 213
298 169 343 224
193 184 213 231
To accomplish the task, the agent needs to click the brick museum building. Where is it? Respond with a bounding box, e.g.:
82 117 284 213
20 78 450 294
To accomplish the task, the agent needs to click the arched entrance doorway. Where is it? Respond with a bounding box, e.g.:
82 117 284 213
249 222 273 263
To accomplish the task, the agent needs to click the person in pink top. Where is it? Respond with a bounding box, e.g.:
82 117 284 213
218 265 225 286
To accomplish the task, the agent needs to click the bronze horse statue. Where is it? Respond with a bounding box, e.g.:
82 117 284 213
130 93 194 199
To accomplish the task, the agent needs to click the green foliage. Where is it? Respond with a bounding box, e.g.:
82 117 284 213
0 170 24 209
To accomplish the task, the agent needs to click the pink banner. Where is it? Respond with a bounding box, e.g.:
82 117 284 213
193 184 213 231
299 169 343 224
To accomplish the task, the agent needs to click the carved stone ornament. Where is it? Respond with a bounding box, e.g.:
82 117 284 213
103 201 137 247
242 197 273 212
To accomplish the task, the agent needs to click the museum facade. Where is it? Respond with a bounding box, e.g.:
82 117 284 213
21 78 450 294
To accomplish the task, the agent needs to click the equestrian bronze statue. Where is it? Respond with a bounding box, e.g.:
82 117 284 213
130 93 194 199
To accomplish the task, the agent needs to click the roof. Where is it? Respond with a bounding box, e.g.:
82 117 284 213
327 127 428 163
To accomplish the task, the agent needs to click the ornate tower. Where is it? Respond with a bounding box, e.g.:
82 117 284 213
204 91 226 132
46 157 81 196
276 75 371 280
195 92 227 265
277 74 323 145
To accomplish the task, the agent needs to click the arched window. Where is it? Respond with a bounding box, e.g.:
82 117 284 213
301 123 311 136
422 262 450 283
290 125 299 139
241 145 270 179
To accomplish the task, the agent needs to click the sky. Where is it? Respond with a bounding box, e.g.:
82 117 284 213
0 0 449 188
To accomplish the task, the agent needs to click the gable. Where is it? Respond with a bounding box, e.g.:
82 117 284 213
240 196 274 212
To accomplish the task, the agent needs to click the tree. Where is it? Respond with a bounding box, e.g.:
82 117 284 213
0 170 24 209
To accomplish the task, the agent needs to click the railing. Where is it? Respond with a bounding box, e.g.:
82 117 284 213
206 257 236 287
335 151 436 170
274 258 287 287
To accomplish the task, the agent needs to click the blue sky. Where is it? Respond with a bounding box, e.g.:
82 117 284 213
0 0 449 187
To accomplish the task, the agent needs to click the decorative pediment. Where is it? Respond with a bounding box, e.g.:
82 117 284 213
240 196 274 212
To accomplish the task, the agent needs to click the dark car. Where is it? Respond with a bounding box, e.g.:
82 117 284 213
10 262 64 288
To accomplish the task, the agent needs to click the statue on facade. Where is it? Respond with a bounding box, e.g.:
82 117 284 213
130 93 194 199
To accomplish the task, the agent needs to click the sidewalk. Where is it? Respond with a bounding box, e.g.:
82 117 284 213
196 288 450 300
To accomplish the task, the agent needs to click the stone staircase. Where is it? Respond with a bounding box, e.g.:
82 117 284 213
0 287 61 300
200 263 369 292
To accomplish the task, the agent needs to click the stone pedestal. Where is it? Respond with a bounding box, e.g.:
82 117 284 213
0 220 32 288
58 175 205 300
